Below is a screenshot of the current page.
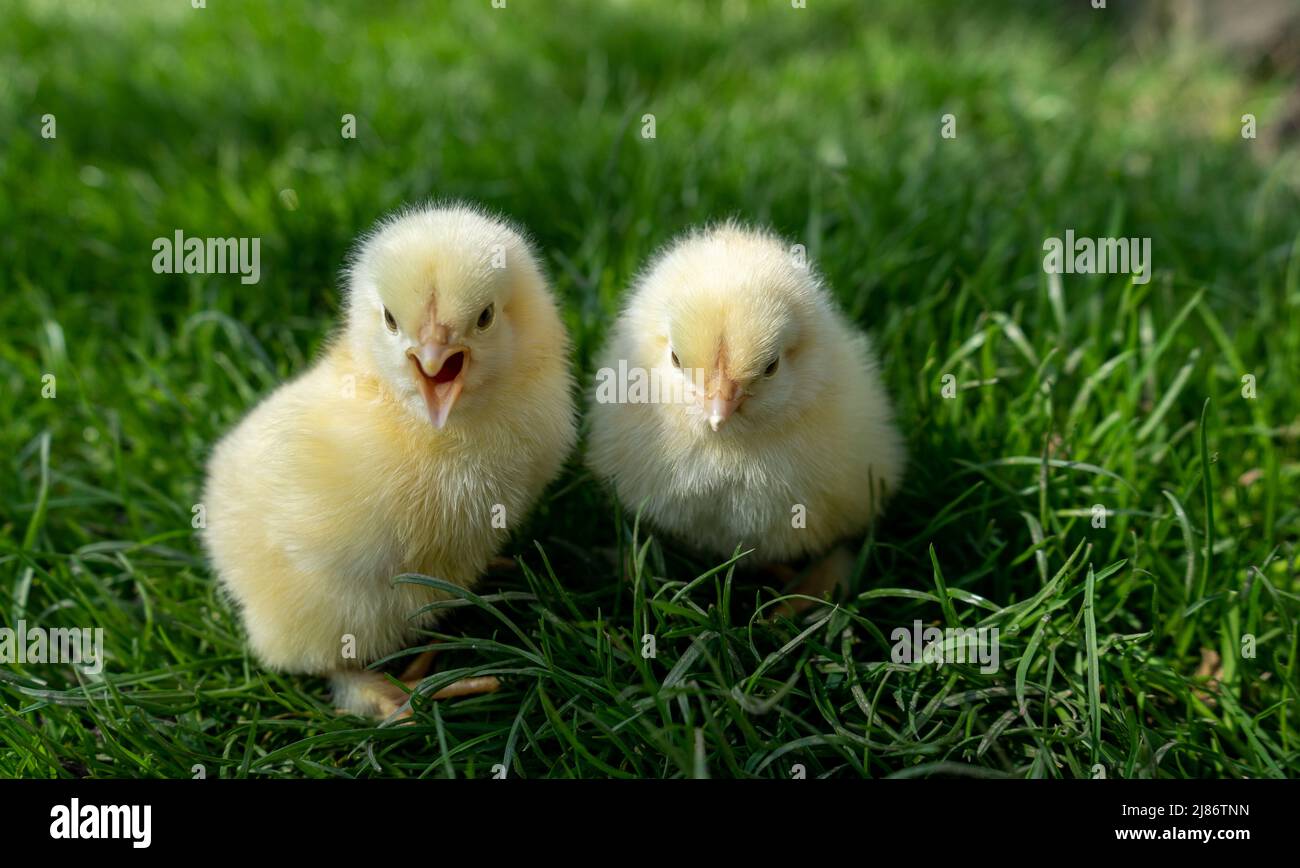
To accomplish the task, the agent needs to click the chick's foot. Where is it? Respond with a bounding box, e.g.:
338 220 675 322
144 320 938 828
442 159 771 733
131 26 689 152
331 663 502 722
398 647 502 698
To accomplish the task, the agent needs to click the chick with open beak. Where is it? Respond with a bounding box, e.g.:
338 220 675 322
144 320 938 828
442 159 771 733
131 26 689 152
408 318 469 429
202 203 577 720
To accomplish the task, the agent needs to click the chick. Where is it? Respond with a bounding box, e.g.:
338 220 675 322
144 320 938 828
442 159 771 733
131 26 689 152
202 203 576 718
588 223 904 608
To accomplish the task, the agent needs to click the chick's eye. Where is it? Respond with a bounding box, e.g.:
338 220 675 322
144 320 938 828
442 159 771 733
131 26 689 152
383 307 397 333
764 356 780 378
477 303 495 330
670 351 681 369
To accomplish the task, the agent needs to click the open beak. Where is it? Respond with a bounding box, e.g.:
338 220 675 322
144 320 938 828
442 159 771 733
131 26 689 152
704 378 745 432
408 340 468 429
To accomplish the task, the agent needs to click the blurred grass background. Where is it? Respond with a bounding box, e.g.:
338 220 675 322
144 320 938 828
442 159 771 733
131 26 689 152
1 0 1298 778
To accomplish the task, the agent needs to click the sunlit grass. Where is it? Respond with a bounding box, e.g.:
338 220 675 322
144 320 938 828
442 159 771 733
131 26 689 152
0 0 1297 778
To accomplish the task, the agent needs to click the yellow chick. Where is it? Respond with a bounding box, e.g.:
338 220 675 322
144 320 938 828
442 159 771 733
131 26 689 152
588 223 904 604
202 203 576 718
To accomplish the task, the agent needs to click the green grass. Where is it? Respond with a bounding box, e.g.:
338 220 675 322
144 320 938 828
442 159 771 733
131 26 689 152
1 0 1298 779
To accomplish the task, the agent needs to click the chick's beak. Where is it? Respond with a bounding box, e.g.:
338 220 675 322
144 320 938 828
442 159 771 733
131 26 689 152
408 336 468 429
704 378 745 432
